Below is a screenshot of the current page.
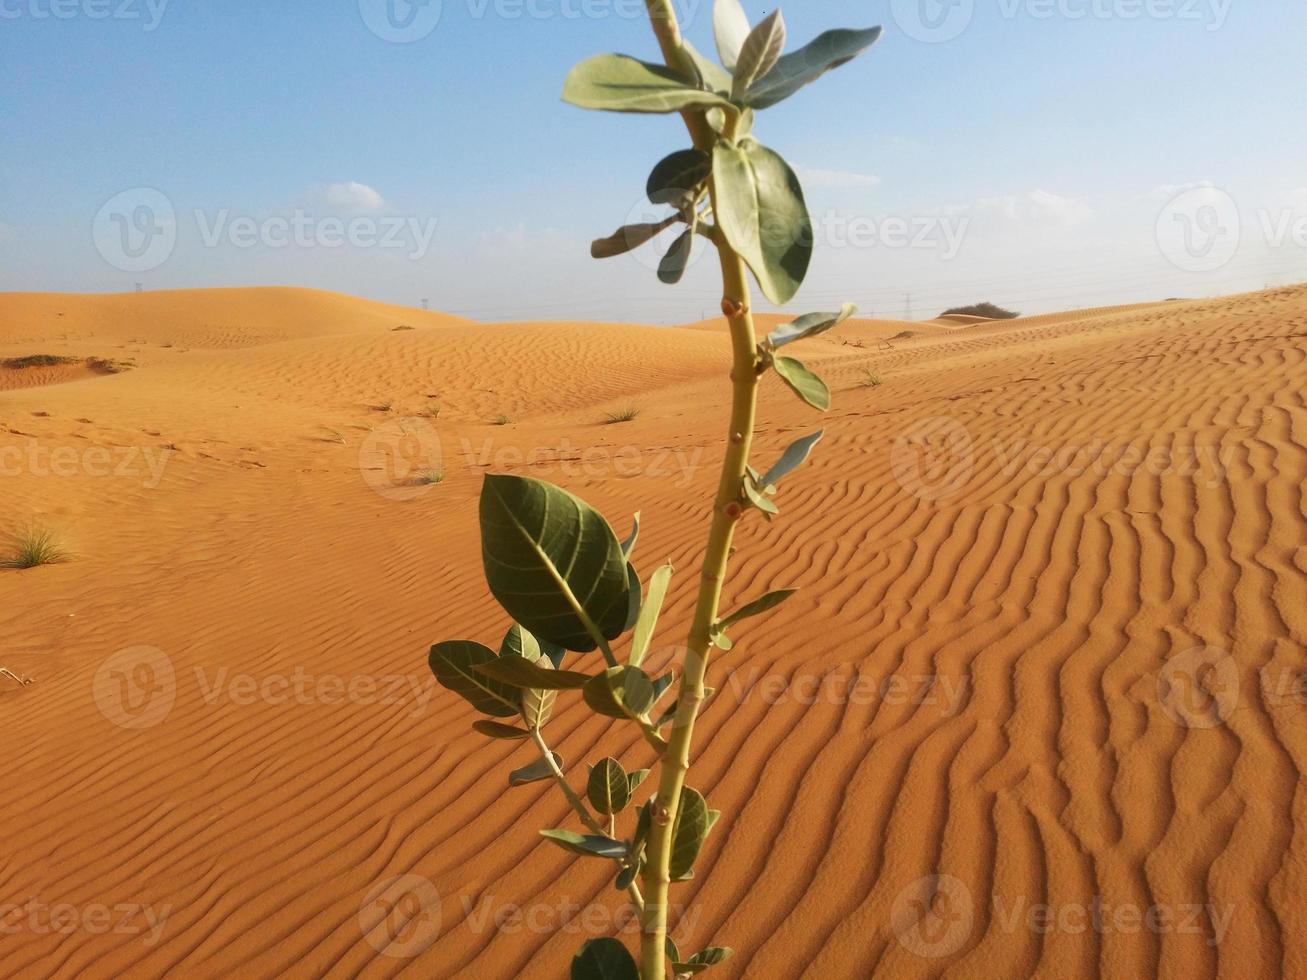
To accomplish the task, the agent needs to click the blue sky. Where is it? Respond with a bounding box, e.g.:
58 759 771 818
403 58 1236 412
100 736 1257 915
2 0 1304 321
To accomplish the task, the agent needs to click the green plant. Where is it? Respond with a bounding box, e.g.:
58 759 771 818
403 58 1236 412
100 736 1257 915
862 370 884 388
604 407 640 425
425 3 880 977
422 402 442 418
941 301 1020 319
492 413 511 426
2 355 78 369
3 528 67 569
413 468 444 486
375 400 394 413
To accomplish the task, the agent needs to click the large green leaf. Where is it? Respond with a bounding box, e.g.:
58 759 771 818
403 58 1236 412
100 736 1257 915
713 141 812 305
746 27 884 110
732 9 786 101
480 475 631 652
630 562 673 667
670 787 711 880
647 149 711 206
761 431 823 489
773 355 831 411
766 304 857 349
572 938 639 980
563 55 731 114
429 641 519 718
587 758 631 815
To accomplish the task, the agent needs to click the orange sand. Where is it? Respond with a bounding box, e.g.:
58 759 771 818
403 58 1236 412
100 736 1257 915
1 285 1304 978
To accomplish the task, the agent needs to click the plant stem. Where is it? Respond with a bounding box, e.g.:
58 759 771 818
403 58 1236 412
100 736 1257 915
530 726 645 910
636 6 760 975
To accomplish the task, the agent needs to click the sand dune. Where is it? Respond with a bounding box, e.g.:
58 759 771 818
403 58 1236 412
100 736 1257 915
1 284 1304 978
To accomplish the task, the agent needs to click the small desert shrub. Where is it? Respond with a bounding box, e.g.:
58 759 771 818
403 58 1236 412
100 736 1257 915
604 407 640 424
393 325 415 331
862 370 884 387
941 302 1020 319
3 529 67 569
422 3 882 976
2 355 78 369
375 401 394 413
413 468 444 486
492 413 511 426
422 403 442 418
322 428 347 445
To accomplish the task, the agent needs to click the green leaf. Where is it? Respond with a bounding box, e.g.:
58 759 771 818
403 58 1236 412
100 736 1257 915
658 229 694 285
761 431 823 489
542 829 630 860
630 563 673 667
732 9 786 101
683 39 733 96
627 769 651 794
500 624 542 662
474 657 592 690
571 937 638 980
712 0 751 71
510 753 562 786
746 26 885 110
718 589 798 632
541 639 567 670
429 641 520 718
772 355 831 411
472 720 531 741
632 802 652 854
563 54 732 114
615 864 639 892
666 936 682 965
587 758 631 815
742 474 780 518
648 149 711 206
670 787 711 880
713 141 812 305
591 216 679 260
624 563 642 633
480 475 631 653
620 512 640 560
521 660 557 730
584 666 656 720
766 304 857 349
675 947 735 974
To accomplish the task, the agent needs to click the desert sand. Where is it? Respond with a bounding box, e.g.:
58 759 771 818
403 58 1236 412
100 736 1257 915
1 284 1304 978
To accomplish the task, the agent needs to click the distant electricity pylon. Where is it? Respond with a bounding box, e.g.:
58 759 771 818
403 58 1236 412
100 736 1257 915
421 298 429 310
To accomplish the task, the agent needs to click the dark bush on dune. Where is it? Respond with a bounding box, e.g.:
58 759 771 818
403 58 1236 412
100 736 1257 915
941 302 1020 319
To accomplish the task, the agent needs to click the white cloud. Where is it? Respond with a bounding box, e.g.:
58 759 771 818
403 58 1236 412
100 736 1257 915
321 181 386 212
795 166 881 189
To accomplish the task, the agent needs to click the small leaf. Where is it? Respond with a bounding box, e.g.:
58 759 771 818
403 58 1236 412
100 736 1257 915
658 229 694 285
615 864 639 891
510 753 562 786
624 563 642 632
666 936 682 966
627 769 651 794
521 659 557 730
630 562 673 667
713 141 812 306
766 304 857 349
541 639 568 669
772 355 831 411
572 937 638 980
712 0 751 71
742 474 780 517
474 657 591 690
500 624 543 662
584 666 656 720
683 39 732 96
709 630 734 651
648 149 711 206
719 589 798 632
760 431 823 489
481 475 631 652
675 947 734 974
429 641 519 718
542 829 630 860
620 512 641 560
473 720 531 741
651 673 675 701
670 787 711 880
732 9 786 101
747 26 885 110
592 216 679 259
632 802 652 854
587 758 631 815
563 54 731 115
